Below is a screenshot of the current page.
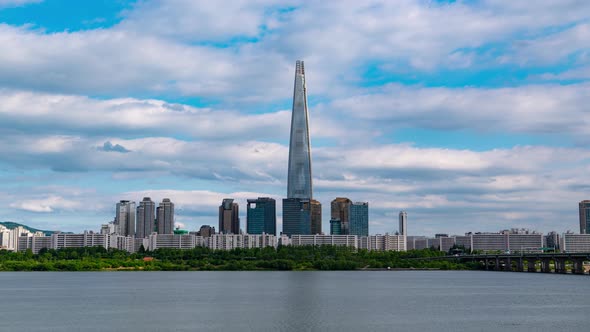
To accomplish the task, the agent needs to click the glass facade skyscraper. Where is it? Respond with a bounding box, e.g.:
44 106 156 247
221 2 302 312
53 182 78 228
219 198 240 234
287 60 313 200
283 60 314 236
247 197 276 235
579 200 590 234
349 202 369 236
310 199 322 235
282 198 311 236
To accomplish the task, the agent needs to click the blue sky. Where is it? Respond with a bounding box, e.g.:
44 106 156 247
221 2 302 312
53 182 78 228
1 0 589 235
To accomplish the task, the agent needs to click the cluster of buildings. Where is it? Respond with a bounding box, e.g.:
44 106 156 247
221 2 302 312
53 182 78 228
3 61 590 255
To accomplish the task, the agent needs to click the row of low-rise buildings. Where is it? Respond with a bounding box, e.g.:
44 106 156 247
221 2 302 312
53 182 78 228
407 230 590 253
8 226 590 254
15 232 408 254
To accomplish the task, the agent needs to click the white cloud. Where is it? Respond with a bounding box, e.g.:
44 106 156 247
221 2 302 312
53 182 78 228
0 0 41 8
10 195 81 213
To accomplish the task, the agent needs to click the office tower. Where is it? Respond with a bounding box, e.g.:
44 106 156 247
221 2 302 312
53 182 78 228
579 200 590 234
219 199 239 234
282 198 311 236
283 60 314 236
330 218 342 235
331 197 352 234
136 197 155 238
247 197 277 235
198 225 215 237
399 211 407 235
287 60 313 200
349 202 369 236
310 199 322 235
156 198 174 234
115 200 136 236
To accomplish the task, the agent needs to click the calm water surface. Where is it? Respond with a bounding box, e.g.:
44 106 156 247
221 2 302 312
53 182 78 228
0 271 588 331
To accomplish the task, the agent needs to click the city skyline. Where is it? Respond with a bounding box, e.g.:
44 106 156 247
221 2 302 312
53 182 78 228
1 1 590 236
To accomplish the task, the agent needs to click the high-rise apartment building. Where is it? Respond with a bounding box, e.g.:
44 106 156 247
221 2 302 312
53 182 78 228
331 197 352 234
219 199 239 234
157 198 174 234
247 197 276 235
349 202 369 236
283 60 314 236
136 197 155 238
579 200 590 234
399 211 407 235
115 200 136 236
310 199 322 235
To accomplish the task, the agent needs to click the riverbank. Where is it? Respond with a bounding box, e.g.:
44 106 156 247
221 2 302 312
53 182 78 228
1 246 479 272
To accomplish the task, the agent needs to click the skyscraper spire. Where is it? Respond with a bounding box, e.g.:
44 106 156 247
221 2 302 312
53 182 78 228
287 60 313 199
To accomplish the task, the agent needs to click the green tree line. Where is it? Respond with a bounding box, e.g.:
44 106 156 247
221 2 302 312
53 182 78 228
0 246 478 271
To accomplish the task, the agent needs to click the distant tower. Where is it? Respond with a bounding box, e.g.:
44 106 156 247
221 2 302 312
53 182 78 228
115 200 135 236
399 211 407 235
219 199 240 234
287 60 313 200
157 198 174 234
349 202 369 236
198 225 215 237
282 198 311 236
331 197 352 234
136 197 155 238
579 200 590 234
310 199 322 235
283 60 314 236
330 218 342 235
247 197 276 235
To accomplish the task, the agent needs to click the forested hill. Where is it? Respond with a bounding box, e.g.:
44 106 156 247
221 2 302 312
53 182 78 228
0 221 60 236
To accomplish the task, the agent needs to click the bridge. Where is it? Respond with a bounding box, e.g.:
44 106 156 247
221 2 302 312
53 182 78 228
420 253 590 275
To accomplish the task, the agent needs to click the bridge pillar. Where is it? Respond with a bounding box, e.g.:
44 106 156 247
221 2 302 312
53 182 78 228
527 259 536 272
504 258 512 271
541 259 551 273
495 257 500 271
555 258 567 274
516 258 524 272
572 259 585 275
484 258 489 270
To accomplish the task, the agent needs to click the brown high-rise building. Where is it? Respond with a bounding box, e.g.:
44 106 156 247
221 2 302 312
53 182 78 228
331 197 352 234
310 199 322 235
198 225 215 237
219 198 240 234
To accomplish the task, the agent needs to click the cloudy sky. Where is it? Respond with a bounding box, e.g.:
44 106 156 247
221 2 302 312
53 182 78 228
1 0 589 235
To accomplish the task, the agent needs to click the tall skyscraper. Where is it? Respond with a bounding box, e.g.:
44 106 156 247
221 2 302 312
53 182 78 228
399 211 407 235
219 199 240 234
283 60 314 236
247 197 276 235
349 202 369 236
198 225 215 237
310 199 322 235
287 60 313 199
115 200 135 236
330 218 342 235
282 198 311 236
136 197 155 238
331 197 352 234
579 200 590 234
157 198 174 234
